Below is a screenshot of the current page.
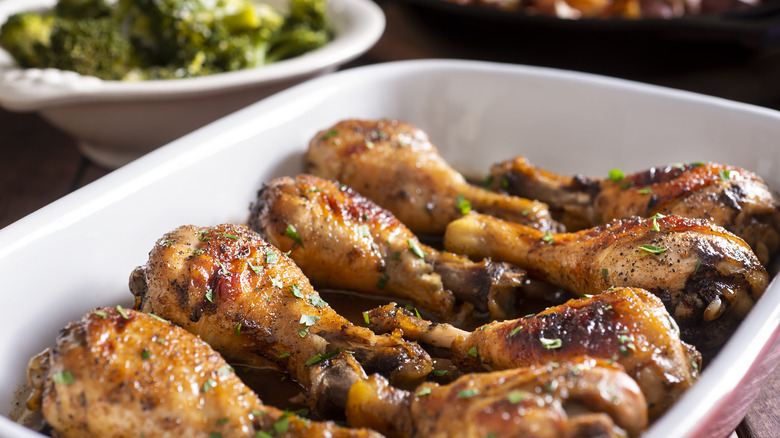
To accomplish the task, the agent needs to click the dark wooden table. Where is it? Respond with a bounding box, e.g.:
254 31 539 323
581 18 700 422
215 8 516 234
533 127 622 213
1 1 779 436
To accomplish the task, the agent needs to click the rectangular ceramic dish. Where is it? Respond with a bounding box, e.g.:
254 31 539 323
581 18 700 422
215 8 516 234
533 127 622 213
1 59 779 438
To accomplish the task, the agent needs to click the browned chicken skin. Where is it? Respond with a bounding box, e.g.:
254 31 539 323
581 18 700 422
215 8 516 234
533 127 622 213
365 287 700 420
305 119 561 236
26 307 381 438
130 223 432 390
491 157 780 264
313 353 647 438
249 174 527 323
443 213 768 351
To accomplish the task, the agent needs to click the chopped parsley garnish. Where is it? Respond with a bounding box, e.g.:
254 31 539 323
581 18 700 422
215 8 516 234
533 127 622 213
220 232 239 240
248 262 262 275
320 129 339 140
278 352 291 358
205 288 214 303
542 231 554 245
415 387 432 397
362 311 371 326
407 239 426 258
300 315 320 326
236 323 242 336
540 337 562 349
53 370 75 385
637 188 652 194
719 169 731 182
289 284 304 298
467 346 478 357
116 305 129 319
509 326 522 337
507 390 528 403
456 194 472 215
693 259 702 275
93 310 107 318
309 295 327 308
305 349 340 366
432 370 448 377
608 168 625 182
271 277 283 289
141 349 150 360
284 224 304 248
650 213 665 232
640 244 667 254
458 388 479 399
201 378 216 393
149 313 167 323
265 249 278 265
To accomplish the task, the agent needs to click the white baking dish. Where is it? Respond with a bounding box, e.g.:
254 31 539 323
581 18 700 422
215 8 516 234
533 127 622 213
0 59 778 438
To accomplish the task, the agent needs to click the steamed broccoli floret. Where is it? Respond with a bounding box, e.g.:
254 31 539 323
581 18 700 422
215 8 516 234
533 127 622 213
0 12 55 68
47 18 136 80
55 0 116 19
288 0 329 30
266 24 329 63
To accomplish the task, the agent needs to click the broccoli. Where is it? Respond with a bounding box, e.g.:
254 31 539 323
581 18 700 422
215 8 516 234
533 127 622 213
55 0 116 19
266 24 329 63
47 17 136 80
0 0 333 80
0 12 56 68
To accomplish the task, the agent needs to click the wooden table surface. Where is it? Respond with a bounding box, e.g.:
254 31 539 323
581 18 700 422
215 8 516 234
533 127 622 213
2 0 780 436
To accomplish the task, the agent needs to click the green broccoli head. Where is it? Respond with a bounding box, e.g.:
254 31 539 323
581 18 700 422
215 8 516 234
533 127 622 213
55 0 116 19
266 23 329 63
0 12 56 68
48 17 137 80
288 0 329 30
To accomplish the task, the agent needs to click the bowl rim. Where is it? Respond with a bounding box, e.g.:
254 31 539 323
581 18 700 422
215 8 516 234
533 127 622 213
0 0 386 111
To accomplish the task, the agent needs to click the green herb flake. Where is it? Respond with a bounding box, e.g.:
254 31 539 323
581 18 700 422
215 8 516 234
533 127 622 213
218 365 233 375
364 140 374 149
693 259 702 275
540 337 563 349
432 370 448 377
362 311 371 326
719 169 731 181
456 194 472 215
300 315 320 327
509 326 522 337
407 239 426 259
391 251 401 260
309 295 327 308
265 249 278 265
458 388 479 399
640 244 667 254
220 232 240 240
271 277 283 289
305 349 340 366
116 305 129 319
507 390 528 404
415 387 433 397
467 346 478 357
273 416 290 435
377 272 389 290
602 268 608 281
201 378 216 393
284 224 304 248
53 370 75 385
357 224 370 237
620 181 634 190
210 432 222 438
277 352 291 359
198 230 211 242
93 310 107 318
320 129 339 140
637 188 652 194
193 249 205 256
141 349 151 360
542 231 554 245
248 262 262 275
608 168 625 182
217 418 229 426
289 284 304 299
236 323 242 336
205 288 214 303
149 313 168 323
298 328 309 338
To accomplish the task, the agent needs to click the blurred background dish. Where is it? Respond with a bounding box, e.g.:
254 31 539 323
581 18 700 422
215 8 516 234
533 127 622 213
0 0 385 168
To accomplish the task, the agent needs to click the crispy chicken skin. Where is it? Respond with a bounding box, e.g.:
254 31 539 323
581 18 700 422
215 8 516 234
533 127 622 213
305 119 561 236
130 223 432 389
249 174 527 323
366 287 700 420
491 157 780 264
443 213 768 351
319 354 647 438
26 307 381 438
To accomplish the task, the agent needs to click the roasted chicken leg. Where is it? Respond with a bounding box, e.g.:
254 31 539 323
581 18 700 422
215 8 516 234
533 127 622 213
130 223 432 389
249 174 527 323
305 119 561 236
443 213 768 350
491 157 780 263
365 287 700 420
312 353 648 438
26 306 381 438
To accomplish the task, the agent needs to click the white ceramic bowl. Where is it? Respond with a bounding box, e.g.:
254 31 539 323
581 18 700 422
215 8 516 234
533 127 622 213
0 0 385 168
1 59 779 438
